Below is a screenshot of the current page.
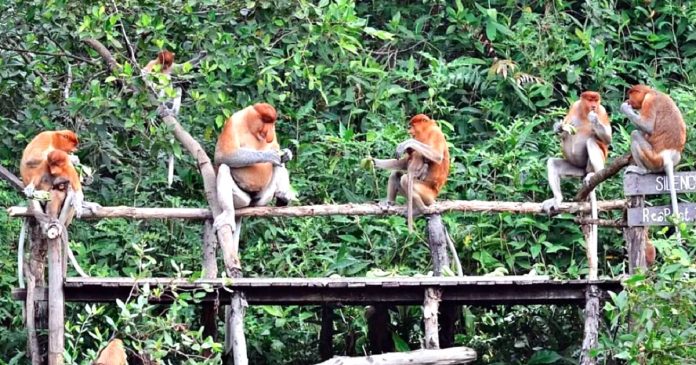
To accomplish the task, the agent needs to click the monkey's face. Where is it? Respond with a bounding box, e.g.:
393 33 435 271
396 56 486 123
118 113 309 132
580 92 600 112
408 114 432 138
257 122 276 143
627 89 647 109
56 131 79 152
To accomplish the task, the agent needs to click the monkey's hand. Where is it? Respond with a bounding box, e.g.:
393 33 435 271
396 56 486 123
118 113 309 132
280 148 293 164
620 102 636 117
213 210 236 232
541 197 562 215
552 121 563 134
588 111 599 125
625 165 650 175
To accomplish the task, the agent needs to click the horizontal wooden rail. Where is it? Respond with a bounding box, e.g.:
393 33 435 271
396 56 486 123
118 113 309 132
7 199 627 220
12 276 623 305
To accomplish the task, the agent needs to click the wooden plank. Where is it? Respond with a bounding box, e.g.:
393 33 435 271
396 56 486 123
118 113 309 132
624 171 696 196
15 279 622 306
627 203 696 226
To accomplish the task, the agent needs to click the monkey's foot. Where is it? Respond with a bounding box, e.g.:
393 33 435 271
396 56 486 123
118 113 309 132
541 198 561 215
583 172 595 184
23 184 36 198
213 210 236 232
81 201 101 215
625 165 650 175
378 200 394 210
275 189 298 207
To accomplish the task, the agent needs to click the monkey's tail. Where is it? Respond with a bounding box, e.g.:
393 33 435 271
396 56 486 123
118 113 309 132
167 154 175 188
664 155 682 242
588 188 598 280
407 174 414 232
18 219 27 289
444 226 464 277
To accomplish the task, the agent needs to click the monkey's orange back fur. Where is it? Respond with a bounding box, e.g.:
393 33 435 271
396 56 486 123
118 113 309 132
409 114 449 193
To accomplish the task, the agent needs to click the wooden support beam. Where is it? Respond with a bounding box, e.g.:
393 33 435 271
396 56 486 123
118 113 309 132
366 304 393 354
427 215 459 348
315 346 476 365
623 196 648 273
47 223 65 365
319 305 334 360
579 285 601 365
423 288 441 349
7 199 627 220
201 220 218 342
14 276 623 306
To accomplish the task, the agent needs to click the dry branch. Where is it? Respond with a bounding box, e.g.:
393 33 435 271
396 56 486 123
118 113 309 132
315 346 476 365
575 154 632 201
7 199 627 220
82 39 120 72
0 164 24 193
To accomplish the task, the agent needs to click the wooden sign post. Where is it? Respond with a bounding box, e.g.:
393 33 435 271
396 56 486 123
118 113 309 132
623 171 693 272
623 171 696 227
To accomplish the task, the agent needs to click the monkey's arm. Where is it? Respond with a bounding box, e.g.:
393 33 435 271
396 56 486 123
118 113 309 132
171 51 208 73
396 139 443 163
373 157 409 171
215 148 282 168
589 111 612 145
621 102 655 134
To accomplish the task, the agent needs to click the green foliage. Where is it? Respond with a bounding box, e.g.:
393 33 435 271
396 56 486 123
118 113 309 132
0 0 694 364
598 233 696 364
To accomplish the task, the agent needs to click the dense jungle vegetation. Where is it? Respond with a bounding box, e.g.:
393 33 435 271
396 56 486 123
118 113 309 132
1 0 695 364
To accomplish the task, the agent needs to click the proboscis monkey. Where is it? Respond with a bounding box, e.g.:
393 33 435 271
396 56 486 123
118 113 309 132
542 91 612 213
18 130 94 282
143 50 180 187
93 338 127 365
213 103 295 246
373 114 450 231
621 84 686 241
542 92 612 278
20 130 83 220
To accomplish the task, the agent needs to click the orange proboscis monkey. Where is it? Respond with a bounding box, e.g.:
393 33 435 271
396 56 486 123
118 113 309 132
621 84 687 246
213 103 295 247
20 130 83 220
373 114 450 231
93 339 127 365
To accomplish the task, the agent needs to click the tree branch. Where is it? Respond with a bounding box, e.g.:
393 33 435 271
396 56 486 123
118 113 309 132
82 39 120 72
575 153 632 201
0 45 96 65
0 164 24 193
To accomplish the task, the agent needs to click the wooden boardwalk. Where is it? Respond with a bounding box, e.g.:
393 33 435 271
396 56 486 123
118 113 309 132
13 276 622 305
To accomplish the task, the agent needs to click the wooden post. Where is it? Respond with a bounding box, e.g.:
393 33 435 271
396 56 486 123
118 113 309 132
579 285 601 365
624 196 648 273
426 215 459 348
366 304 393 354
28 220 50 365
319 305 334 360
201 220 218 342
46 221 65 365
423 288 441 349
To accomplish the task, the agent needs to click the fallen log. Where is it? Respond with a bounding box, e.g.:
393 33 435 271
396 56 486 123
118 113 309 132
315 346 476 365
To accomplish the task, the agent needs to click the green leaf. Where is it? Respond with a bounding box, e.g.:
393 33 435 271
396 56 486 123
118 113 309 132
392 333 410 352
